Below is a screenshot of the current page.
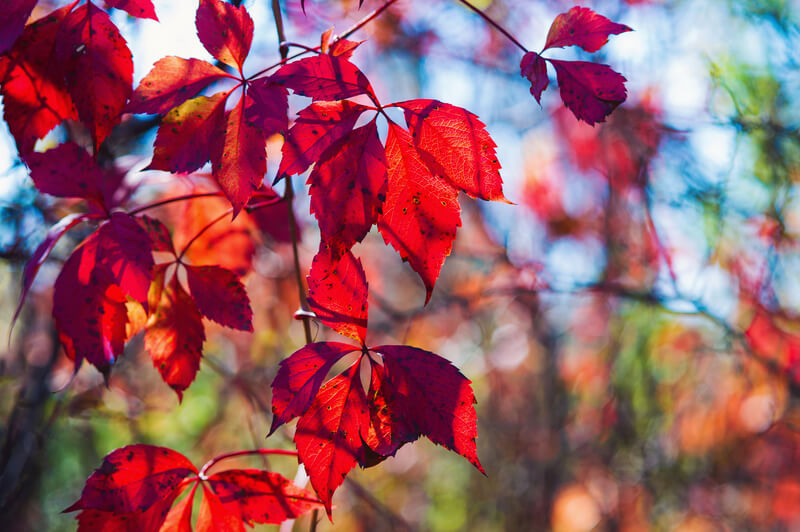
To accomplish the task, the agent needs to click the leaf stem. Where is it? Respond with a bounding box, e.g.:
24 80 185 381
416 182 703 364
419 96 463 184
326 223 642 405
198 448 298 479
127 192 225 215
456 0 528 53
176 208 232 262
285 179 314 345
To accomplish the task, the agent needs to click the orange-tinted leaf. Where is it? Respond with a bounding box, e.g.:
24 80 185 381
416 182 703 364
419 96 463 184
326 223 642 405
196 484 242 532
128 57 229 115
544 6 632 53
195 0 253 72
159 483 197 532
378 123 461 303
307 247 368 343
185 265 252 331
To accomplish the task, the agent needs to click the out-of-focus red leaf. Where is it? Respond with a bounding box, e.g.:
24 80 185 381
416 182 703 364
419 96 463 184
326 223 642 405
0 0 37 54
549 59 627 126
65 445 196 531
145 277 205 399
55 1 133 148
127 57 229 115
272 54 375 102
148 93 227 173
520 51 549 104
138 215 175 254
378 122 461 303
307 247 369 343
0 3 78 156
374 345 484 473
211 95 267 214
543 6 632 53
244 77 288 136
278 100 368 178
328 38 363 60
745 308 800 383
195 0 253 72
204 470 324 525
26 142 104 206
294 359 368 517
309 119 386 259
269 342 358 435
396 99 507 202
185 264 253 331
105 0 157 20
246 187 296 243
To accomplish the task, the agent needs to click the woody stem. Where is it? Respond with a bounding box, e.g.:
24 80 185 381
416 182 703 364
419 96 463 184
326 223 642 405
199 449 298 479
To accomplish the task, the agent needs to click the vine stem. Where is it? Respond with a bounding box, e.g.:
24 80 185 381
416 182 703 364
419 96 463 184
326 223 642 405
127 192 224 215
456 0 528 53
176 209 232 262
198 448 298 479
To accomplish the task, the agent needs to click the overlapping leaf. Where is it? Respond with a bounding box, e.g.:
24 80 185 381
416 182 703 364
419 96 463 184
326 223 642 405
0 0 37 54
105 0 158 20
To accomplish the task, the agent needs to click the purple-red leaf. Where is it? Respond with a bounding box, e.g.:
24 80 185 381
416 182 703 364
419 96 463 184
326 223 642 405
185 264 253 331
269 342 359 435
26 142 104 206
127 57 229 115
278 100 368 178
272 54 375 102
544 6 632 53
105 0 158 21
308 119 387 259
396 99 507 202
56 1 133 149
195 0 253 72
138 215 175 254
520 51 549 104
378 122 461 303
307 247 369 343
549 59 628 126
0 0 37 54
244 77 289 136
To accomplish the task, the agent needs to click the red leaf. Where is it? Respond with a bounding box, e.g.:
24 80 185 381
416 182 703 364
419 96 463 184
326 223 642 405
73 502 176 532
204 470 323 524
544 6 632 53
105 0 158 21
520 51 549 104
745 308 800 383
159 483 196 532
246 187 296 243
244 77 289 136
56 1 133 149
195 0 253 72
138 215 175 254
308 119 386 259
278 100 369 178
185 265 253 331
127 57 229 115
0 4 78 156
373 345 484 473
148 93 227 174
549 59 627 126
26 142 104 206
377 122 461 303
95 212 156 306
294 359 368 516
307 247 369 343
0 0 37 54
211 94 267 214
272 54 375 102
396 99 507 202
145 277 205 399
269 342 359 435
362 361 417 460
13 213 88 331
66 445 197 515
328 38 363 60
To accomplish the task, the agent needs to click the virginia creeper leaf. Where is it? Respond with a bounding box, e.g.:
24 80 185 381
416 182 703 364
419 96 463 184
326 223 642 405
145 277 205 400
211 94 267 214
543 6 632 53
520 51 549 104
105 0 158 21
396 99 507 202
378 122 461 303
94 212 156 306
269 342 359 435
294 359 368 517
0 0 37 54
138 215 175 254
56 1 133 149
127 57 229 115
246 186 297 243
549 59 628 126
308 119 387 259
26 142 105 206
244 77 289 136
278 100 368 178
0 3 78 156
185 264 253 331
159 483 196 532
196 484 242 532
204 470 324 525
272 54 375 102
148 93 227 173
374 345 484 473
195 0 253 72
307 247 369 343
362 361 417 461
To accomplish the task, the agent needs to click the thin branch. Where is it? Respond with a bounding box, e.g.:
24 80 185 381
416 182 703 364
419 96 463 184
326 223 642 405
176 209 232 262
456 0 528 53
127 192 224 215
199 448 298 478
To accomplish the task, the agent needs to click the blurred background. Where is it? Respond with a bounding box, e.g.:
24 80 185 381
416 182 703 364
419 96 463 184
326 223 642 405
1 0 800 530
